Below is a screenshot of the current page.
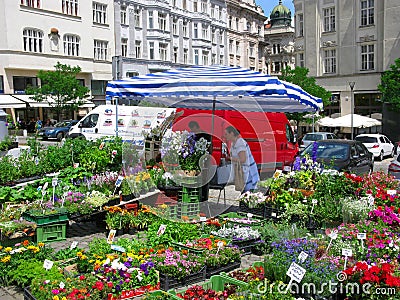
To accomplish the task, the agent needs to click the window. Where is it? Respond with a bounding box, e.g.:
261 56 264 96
183 48 188 64
149 42 154 59
211 4 215 18
121 38 128 57
81 113 99 128
148 11 154 29
201 0 207 13
236 18 239 30
202 25 208 39
273 61 281 73
94 40 107 60
121 7 127 25
0 76 3 93
173 47 178 63
249 43 255 57
159 43 168 61
212 53 216 65
219 30 223 44
93 2 107 24
229 40 233 53
134 9 141 27
297 13 303 37
236 42 240 54
194 49 199 65
219 54 224 65
298 53 304 67
218 6 222 19
172 0 176 6
323 49 336 73
158 13 167 31
361 44 374 70
172 19 178 35
13 76 38 93
21 0 40 8
23 28 43 52
183 21 188 37
91 80 107 95
323 7 335 32
193 0 197 12
211 29 216 43
62 0 78 15
193 23 199 38
361 0 374 26
229 16 232 28
63 34 80 56
273 44 281 54
135 41 141 58
246 21 251 32
202 50 209 65
183 0 187 10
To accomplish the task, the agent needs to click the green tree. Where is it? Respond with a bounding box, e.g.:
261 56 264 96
279 66 332 133
378 58 400 111
26 62 90 120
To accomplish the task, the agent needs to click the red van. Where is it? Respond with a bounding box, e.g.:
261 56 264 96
172 108 298 177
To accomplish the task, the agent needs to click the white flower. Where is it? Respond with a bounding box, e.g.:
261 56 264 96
59 282 65 289
136 271 143 282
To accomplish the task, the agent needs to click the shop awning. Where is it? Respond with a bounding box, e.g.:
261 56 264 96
0 95 27 109
0 94 95 109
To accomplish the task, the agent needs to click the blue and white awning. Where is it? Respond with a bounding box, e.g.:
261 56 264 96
106 65 323 112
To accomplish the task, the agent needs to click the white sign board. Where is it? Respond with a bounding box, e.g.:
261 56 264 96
298 251 309 263
43 259 54 270
286 262 306 283
342 248 353 257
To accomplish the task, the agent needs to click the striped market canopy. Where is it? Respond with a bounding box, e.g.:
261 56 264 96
106 65 323 113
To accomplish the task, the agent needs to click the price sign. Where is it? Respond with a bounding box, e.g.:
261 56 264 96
107 230 116 244
99 142 105 150
298 251 309 263
157 224 167 236
312 199 318 205
70 241 78 250
247 213 253 219
52 178 58 187
286 262 306 283
115 176 124 187
273 170 282 179
42 182 49 195
357 233 366 240
387 190 397 196
111 245 126 253
43 259 54 270
326 229 338 253
271 211 277 217
73 163 79 168
342 248 353 257
367 194 375 206
216 241 224 255
199 217 207 222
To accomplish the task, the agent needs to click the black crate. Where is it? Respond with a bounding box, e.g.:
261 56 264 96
24 287 36 300
206 261 241 278
238 202 267 218
159 266 206 290
231 238 261 255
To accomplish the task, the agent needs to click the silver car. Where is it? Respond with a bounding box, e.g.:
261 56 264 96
299 132 338 150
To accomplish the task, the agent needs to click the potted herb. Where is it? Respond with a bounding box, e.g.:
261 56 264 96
120 178 134 202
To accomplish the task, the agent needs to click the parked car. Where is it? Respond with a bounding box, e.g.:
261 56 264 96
388 154 400 180
39 120 79 141
355 133 395 161
300 139 374 175
299 132 338 150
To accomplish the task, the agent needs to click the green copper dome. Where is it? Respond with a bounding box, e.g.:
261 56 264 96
270 0 292 27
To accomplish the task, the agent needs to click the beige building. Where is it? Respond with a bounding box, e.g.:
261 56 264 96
0 1 115 120
226 0 267 72
264 1 296 75
293 0 400 120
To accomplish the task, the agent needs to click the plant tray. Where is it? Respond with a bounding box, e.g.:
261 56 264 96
238 202 267 218
231 238 261 255
23 287 35 300
219 212 265 228
159 266 206 291
206 260 241 278
170 241 206 254
23 211 69 225
168 274 248 296
36 222 67 243
0 233 35 247
143 290 180 299
107 283 160 300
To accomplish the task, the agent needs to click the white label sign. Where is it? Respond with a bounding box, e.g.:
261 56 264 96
157 224 167 236
199 217 207 222
42 182 49 195
342 248 353 257
298 251 309 263
273 170 282 179
247 213 253 219
115 176 124 187
52 178 58 187
286 262 306 283
111 245 126 253
43 259 54 270
357 233 366 240
312 199 318 205
387 190 397 196
70 241 78 250
107 230 116 244
367 194 375 206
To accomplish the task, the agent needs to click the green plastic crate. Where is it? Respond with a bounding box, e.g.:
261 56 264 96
36 222 66 243
142 290 180 299
177 202 200 218
23 211 69 225
168 274 248 296
179 187 201 203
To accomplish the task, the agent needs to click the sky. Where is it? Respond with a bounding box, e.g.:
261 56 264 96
258 0 295 19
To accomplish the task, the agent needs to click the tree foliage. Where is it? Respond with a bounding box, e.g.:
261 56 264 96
279 66 332 126
378 58 400 111
26 62 90 119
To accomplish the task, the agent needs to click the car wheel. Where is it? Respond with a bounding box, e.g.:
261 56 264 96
56 132 64 141
379 151 384 161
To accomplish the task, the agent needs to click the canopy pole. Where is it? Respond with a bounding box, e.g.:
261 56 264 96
211 95 216 138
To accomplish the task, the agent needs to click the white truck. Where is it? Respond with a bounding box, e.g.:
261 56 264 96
67 105 176 146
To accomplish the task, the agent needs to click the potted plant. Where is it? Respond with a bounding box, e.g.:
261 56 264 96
120 178 134 202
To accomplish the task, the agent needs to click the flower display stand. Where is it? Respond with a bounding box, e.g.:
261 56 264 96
159 266 206 290
36 222 67 243
205 260 241 278
22 211 69 225
107 282 161 300
0 232 35 247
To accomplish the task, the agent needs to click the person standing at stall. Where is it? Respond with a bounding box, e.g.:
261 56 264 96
224 125 259 192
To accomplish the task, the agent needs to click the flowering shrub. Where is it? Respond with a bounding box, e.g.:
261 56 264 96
344 261 400 287
211 226 261 241
238 191 267 208
369 206 400 227
176 284 237 300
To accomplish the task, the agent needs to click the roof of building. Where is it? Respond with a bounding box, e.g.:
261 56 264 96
269 0 292 27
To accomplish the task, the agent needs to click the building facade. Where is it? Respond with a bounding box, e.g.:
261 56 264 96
113 0 228 79
293 0 400 120
225 0 267 73
264 1 295 75
0 0 115 120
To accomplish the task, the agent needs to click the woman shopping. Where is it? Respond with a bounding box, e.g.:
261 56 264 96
224 126 259 192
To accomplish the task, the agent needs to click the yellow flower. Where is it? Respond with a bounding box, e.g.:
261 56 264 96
1 256 11 263
53 296 59 300
0 245 3 250
4 247 12 252
77 252 83 257
38 242 45 247
62 297 67 300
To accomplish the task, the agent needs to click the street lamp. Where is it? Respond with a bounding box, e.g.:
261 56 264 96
348 81 355 140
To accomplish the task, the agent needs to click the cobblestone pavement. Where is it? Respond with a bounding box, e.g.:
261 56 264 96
0 187 254 299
